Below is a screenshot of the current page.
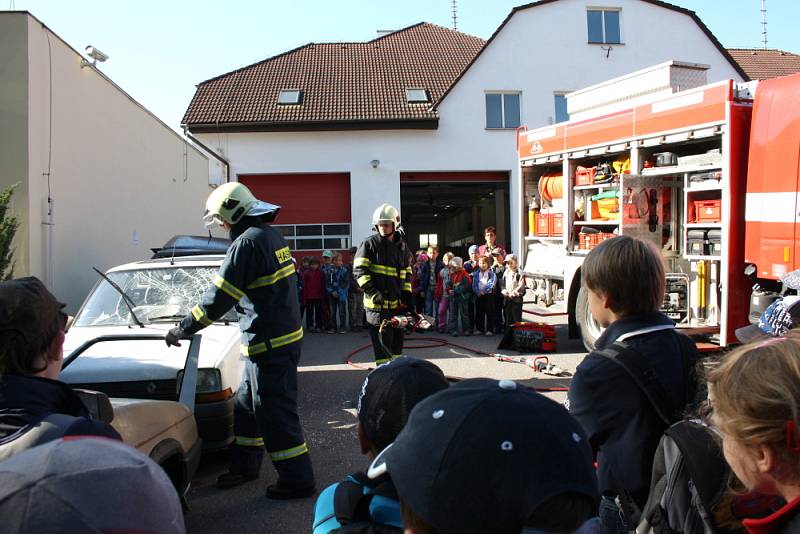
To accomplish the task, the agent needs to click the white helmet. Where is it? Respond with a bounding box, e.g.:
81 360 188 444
372 203 400 227
203 182 280 228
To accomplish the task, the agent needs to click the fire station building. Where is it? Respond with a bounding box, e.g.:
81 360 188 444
182 0 746 259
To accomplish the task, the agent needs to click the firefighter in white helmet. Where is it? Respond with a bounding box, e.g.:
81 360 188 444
353 203 414 364
166 182 315 499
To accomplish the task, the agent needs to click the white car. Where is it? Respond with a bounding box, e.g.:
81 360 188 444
61 253 244 449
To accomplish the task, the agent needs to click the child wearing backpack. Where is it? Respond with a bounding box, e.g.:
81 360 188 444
567 235 699 533
708 333 800 534
312 357 449 534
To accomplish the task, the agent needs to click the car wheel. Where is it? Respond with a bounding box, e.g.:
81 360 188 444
576 286 603 351
149 440 188 495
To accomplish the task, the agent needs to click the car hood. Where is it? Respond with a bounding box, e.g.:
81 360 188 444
61 324 239 383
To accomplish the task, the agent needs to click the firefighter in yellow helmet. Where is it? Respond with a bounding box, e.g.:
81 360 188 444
353 203 414 364
166 182 315 498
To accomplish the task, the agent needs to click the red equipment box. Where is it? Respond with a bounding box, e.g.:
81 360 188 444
694 199 722 223
575 166 597 186
535 212 551 236
498 322 557 353
551 213 563 236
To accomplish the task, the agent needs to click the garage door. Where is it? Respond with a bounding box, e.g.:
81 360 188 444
239 173 351 255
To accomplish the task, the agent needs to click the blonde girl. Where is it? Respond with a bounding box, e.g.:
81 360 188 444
707 333 800 533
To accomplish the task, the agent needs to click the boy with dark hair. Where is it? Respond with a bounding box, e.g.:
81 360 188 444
312 357 449 533
0 277 121 452
368 378 600 534
567 235 698 533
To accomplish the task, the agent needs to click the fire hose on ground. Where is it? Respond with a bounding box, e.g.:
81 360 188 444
342 312 570 393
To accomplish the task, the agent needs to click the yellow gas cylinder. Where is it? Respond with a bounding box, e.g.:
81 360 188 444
528 196 539 237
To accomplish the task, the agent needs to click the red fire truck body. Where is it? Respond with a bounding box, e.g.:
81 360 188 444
517 65 800 350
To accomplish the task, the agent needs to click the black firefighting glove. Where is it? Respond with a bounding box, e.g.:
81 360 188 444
401 292 414 311
165 326 187 347
370 292 384 307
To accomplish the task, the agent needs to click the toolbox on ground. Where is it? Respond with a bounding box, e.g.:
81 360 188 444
693 199 722 223
497 322 557 353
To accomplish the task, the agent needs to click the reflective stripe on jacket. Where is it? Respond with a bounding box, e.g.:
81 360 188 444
181 220 303 358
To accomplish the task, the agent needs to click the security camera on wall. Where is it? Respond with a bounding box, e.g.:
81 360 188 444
85 45 109 64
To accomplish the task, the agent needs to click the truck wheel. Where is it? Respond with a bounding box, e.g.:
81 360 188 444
576 286 603 351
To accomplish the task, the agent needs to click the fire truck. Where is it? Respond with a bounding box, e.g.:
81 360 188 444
516 61 800 350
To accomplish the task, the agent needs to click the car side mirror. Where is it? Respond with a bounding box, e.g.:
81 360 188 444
73 388 114 423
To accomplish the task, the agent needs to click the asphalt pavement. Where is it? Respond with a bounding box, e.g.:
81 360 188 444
185 316 588 534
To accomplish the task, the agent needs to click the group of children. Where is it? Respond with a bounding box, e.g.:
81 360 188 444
410 238 526 337
297 248 363 334
312 233 800 534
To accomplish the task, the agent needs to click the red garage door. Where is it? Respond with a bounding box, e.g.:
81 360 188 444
239 173 351 258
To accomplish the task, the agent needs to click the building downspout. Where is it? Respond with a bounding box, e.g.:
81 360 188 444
182 127 230 183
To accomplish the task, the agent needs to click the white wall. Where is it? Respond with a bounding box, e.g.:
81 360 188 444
195 0 744 259
24 15 213 311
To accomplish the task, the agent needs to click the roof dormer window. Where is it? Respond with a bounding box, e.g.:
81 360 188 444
277 89 303 105
405 88 430 103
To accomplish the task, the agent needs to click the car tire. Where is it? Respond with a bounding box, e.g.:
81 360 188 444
576 286 603 351
149 440 188 495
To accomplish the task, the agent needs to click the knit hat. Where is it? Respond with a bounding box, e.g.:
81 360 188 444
0 437 185 533
417 253 429 263
468 245 478 254
322 250 334 258
357 356 449 453
368 378 598 534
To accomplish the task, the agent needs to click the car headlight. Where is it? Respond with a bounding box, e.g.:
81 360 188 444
177 368 222 394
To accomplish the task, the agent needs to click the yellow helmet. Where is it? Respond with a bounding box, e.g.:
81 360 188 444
372 203 400 227
203 182 280 228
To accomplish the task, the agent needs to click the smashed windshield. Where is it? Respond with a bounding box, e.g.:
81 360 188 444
74 267 238 327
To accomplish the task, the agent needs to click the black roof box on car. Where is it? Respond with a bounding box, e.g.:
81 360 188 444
151 235 231 259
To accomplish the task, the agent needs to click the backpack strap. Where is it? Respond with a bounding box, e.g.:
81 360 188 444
0 413 80 462
595 338 678 427
333 472 399 527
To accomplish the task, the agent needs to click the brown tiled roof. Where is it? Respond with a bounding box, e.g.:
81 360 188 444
727 48 800 80
183 23 484 132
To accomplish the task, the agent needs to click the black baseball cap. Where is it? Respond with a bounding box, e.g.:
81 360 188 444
368 378 599 534
0 277 66 343
357 356 449 452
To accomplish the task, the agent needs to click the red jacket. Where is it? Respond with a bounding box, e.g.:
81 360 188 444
744 495 800 534
303 268 324 302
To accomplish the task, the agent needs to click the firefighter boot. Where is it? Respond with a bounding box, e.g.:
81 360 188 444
266 451 316 500
216 444 264 489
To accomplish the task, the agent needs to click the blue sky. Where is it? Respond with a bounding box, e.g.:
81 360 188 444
9 0 799 132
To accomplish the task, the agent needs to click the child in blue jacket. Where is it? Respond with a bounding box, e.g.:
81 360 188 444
325 252 350 333
472 255 496 335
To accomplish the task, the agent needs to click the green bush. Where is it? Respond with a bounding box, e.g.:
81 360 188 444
0 184 19 280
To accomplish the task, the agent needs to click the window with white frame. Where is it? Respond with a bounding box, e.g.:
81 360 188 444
418 234 438 248
274 223 350 251
554 94 570 123
277 89 303 105
587 8 621 44
485 92 521 129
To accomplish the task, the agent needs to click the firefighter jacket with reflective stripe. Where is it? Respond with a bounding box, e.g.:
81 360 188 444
354 232 412 325
181 220 303 359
